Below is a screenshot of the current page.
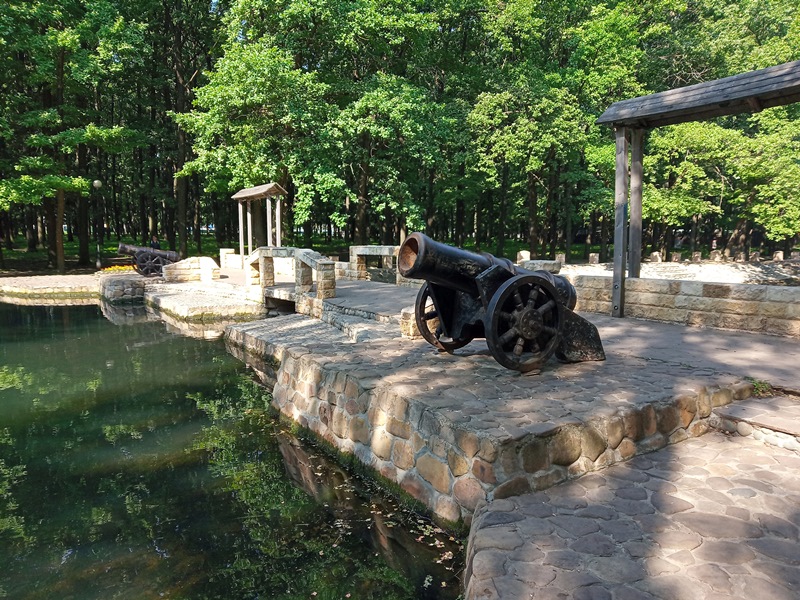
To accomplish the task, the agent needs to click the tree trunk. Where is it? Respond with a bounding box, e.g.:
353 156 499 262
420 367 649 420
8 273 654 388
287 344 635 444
356 157 369 245
527 171 538 256
26 205 38 252
44 197 57 268
599 214 609 263
55 189 65 273
496 162 508 256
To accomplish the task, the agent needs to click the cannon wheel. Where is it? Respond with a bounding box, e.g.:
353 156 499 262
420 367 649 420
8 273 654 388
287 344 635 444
415 282 473 352
133 251 168 277
485 274 563 372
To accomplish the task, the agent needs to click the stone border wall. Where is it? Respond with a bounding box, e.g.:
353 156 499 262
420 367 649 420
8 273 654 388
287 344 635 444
570 275 800 337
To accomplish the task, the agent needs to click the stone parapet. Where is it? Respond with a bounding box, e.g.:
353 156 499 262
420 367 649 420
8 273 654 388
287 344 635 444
162 257 220 283
569 275 800 337
518 260 562 273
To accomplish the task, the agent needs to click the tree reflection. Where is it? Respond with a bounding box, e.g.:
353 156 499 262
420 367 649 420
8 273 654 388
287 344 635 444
0 304 462 599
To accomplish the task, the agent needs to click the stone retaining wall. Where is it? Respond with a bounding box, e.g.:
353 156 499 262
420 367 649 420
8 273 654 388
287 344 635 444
570 275 800 337
99 273 146 304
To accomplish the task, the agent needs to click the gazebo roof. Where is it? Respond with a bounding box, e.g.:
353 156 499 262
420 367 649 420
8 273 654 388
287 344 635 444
597 60 800 129
231 182 288 200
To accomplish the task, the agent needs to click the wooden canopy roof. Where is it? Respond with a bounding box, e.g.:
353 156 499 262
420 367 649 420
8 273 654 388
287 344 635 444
231 182 287 201
597 60 800 129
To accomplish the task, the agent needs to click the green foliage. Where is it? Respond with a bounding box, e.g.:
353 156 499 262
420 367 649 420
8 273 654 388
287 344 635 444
0 0 798 265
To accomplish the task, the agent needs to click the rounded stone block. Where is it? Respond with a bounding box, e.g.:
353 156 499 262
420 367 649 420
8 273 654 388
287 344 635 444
417 452 452 494
550 427 582 466
454 477 487 511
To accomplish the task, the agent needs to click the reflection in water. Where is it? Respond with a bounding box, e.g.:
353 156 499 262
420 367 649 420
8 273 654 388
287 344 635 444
0 303 463 599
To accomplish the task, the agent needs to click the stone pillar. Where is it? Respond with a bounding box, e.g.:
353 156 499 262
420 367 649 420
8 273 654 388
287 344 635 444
517 250 531 263
555 252 566 265
691 252 702 263
773 251 784 261
670 253 681 262
316 262 336 299
589 253 600 264
295 257 313 293
260 255 275 287
650 252 662 263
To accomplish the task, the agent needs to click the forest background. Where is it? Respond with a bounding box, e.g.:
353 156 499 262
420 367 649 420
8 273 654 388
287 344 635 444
0 0 798 273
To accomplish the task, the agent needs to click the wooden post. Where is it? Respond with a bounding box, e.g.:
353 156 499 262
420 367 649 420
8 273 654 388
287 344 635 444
238 200 245 268
628 128 644 278
266 197 274 246
276 197 282 246
246 199 253 255
612 127 629 318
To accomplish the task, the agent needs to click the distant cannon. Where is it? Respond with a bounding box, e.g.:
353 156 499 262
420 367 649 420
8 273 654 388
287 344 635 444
398 233 605 372
117 243 180 277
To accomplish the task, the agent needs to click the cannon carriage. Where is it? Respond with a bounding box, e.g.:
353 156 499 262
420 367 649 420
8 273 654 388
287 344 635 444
117 243 180 277
398 233 605 372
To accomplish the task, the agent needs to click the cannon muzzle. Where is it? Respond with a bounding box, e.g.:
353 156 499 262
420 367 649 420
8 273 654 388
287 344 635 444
398 232 515 294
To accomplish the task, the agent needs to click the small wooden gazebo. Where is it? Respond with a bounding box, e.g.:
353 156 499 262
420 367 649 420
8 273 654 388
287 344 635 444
596 60 800 317
231 182 287 264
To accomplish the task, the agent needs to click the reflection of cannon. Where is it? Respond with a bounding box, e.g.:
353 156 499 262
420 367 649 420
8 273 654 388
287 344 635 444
117 243 180 277
398 232 605 372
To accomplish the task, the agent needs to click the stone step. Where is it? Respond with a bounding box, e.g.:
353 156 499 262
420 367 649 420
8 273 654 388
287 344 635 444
713 395 800 454
319 305 399 343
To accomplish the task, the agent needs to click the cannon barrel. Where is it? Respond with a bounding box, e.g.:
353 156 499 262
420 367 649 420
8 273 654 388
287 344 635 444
117 243 180 263
398 232 515 295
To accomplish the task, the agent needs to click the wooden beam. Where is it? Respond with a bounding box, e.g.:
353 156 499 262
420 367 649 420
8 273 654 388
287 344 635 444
597 60 800 128
612 127 629 318
628 129 644 278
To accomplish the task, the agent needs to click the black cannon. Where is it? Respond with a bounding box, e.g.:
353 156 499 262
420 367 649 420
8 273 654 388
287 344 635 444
398 233 605 372
117 243 180 277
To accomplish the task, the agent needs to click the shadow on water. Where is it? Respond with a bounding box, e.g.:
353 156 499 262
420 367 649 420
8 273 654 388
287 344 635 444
0 303 463 600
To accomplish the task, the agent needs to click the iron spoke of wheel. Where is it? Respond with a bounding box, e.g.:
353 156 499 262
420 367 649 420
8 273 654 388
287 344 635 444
526 286 539 309
498 327 519 347
512 291 524 310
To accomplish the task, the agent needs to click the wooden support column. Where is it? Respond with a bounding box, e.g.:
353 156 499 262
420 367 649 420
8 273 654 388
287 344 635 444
238 200 245 268
612 127 629 318
628 128 644 278
276 198 282 246
246 200 253 255
266 197 274 246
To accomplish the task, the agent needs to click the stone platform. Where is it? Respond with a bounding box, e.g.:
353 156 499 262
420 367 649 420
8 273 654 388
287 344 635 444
225 311 755 524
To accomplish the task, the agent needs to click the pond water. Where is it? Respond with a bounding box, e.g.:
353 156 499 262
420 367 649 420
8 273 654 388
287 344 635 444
0 303 463 599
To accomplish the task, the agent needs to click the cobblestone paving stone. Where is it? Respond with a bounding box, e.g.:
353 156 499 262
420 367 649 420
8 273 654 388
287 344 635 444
465 431 800 600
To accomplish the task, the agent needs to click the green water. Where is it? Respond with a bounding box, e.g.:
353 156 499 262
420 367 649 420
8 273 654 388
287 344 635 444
0 303 462 599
